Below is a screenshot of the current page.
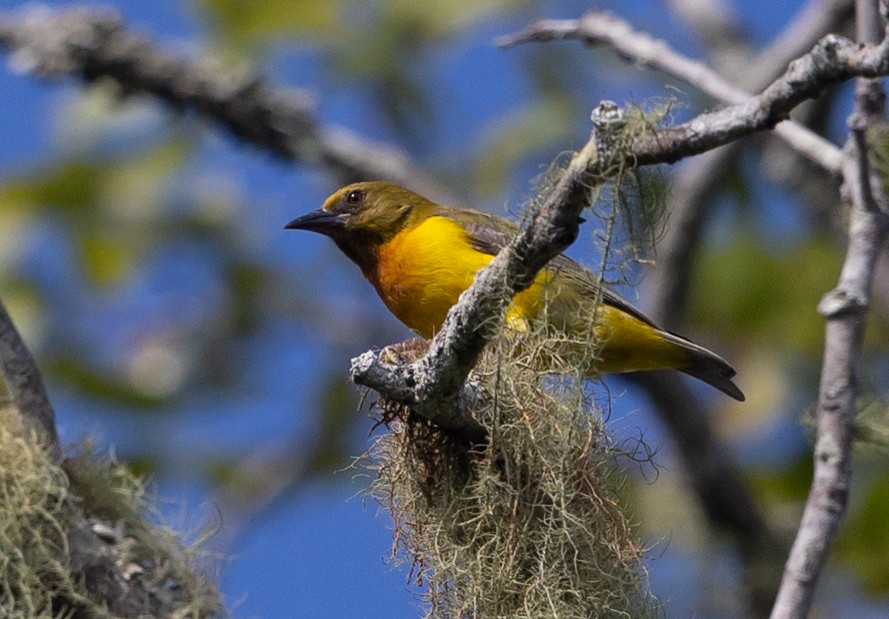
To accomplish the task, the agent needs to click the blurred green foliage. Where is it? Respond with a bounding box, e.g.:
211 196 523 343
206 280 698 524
837 470 889 594
690 230 889 356
199 0 340 46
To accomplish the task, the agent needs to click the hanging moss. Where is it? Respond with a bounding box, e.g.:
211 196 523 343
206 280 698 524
368 327 658 619
0 406 223 619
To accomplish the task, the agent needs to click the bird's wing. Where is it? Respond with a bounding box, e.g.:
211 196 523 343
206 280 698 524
442 207 520 254
442 207 660 329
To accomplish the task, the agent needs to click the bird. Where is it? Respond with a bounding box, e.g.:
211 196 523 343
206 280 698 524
285 181 744 401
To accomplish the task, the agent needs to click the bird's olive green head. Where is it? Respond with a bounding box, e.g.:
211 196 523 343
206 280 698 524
285 181 435 270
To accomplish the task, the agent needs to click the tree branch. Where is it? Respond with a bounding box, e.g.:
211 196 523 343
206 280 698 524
772 2 889 616
352 104 623 435
0 299 60 461
629 26 887 164
358 16 889 445
637 7 856 611
0 4 453 203
498 10 875 172
750 0 855 84
534 6 853 613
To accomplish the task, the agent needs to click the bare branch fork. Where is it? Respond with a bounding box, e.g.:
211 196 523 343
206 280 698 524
498 9 889 171
499 6 856 614
494 2 888 616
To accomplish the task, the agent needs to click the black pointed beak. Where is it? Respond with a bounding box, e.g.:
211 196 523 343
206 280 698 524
284 209 344 234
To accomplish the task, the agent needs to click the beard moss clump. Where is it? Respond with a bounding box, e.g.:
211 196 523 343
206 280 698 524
0 406 222 618
368 332 657 619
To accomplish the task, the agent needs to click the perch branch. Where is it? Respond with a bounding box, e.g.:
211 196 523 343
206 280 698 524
351 104 623 435
359 16 889 439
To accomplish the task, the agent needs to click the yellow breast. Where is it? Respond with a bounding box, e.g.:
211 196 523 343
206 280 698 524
374 216 545 338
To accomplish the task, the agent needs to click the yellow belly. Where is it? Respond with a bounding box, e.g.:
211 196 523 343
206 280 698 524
374 216 544 338
372 216 687 374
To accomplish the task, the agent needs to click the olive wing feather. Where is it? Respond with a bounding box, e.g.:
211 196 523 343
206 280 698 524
440 207 660 329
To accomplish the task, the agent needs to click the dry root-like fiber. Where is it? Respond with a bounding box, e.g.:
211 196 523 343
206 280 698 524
368 109 669 617
368 332 656 619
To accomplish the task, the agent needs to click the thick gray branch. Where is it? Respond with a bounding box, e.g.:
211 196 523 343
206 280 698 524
0 4 451 202
0 300 60 461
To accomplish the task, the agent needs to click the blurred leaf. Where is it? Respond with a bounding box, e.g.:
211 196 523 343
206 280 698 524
691 231 889 356
0 138 191 288
55 81 170 153
103 138 191 222
225 262 271 333
198 0 340 49
49 357 168 409
853 401 889 448
78 232 132 286
125 457 160 478
691 233 841 355
306 374 358 474
326 0 532 137
745 453 813 505
837 474 889 595
380 0 529 39
0 206 32 269
0 161 105 214
471 95 576 195
206 457 241 487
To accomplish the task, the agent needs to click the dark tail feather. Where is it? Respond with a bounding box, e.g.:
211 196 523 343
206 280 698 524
680 356 745 401
663 332 746 401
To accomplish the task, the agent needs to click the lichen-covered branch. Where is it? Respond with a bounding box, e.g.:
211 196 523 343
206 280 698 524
356 12 889 441
351 105 621 435
0 300 59 461
772 2 889 616
0 4 451 202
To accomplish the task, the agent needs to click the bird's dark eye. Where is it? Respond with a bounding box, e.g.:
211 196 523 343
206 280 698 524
345 189 365 206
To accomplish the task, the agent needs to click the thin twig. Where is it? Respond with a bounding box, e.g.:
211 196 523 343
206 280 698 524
751 0 856 84
498 11 849 172
627 27 889 163
772 1 889 616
